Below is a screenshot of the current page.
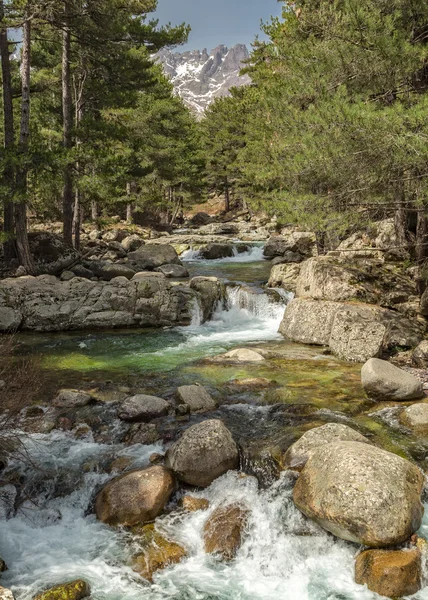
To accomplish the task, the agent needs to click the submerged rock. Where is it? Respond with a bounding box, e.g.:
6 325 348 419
182 496 210 512
283 423 370 471
32 580 90 600
176 384 217 413
293 441 424 547
165 419 239 487
361 358 424 401
132 523 186 582
204 504 249 560
155 264 189 278
117 395 170 422
124 423 160 445
95 466 174 526
355 547 422 598
220 348 265 363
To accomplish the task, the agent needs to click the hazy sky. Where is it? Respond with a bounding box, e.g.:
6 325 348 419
154 0 283 52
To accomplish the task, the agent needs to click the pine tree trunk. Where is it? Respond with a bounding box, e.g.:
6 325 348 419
416 209 428 263
126 203 133 223
0 1 16 261
91 199 98 222
62 9 74 248
15 15 35 275
73 189 81 251
224 177 230 213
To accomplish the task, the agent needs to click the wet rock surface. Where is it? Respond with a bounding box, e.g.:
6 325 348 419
176 384 217 413
204 504 249 560
131 524 186 582
32 580 90 600
355 547 422 598
95 466 174 526
118 395 171 422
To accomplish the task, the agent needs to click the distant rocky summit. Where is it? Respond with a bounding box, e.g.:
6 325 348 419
156 44 251 115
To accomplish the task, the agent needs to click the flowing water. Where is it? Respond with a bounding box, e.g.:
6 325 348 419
1 242 428 600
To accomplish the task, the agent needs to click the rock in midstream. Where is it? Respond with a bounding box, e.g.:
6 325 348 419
283 423 371 471
293 441 424 547
165 420 239 488
95 466 174 527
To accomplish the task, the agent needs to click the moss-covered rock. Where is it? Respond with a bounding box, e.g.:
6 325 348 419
32 579 90 600
132 524 186 582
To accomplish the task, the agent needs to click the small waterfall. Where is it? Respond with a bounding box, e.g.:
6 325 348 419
190 297 203 327
181 247 202 261
181 243 265 263
225 284 289 322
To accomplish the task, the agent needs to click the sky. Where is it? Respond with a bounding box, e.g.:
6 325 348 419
154 0 283 52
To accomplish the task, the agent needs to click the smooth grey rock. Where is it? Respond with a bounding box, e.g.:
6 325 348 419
118 394 170 422
156 264 189 278
176 384 217 413
53 389 94 408
361 358 424 401
97 263 136 281
70 264 95 279
60 270 76 281
283 423 370 471
165 419 238 487
293 441 424 547
400 403 428 429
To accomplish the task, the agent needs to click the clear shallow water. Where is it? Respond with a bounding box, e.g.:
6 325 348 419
2 243 428 599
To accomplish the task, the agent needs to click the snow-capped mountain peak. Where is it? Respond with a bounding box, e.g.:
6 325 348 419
156 44 251 116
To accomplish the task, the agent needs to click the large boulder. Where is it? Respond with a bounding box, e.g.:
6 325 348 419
128 245 180 271
283 423 370 471
267 263 301 293
0 273 198 332
132 523 186 582
176 384 217 413
355 547 422 598
88 262 136 281
361 358 424 401
121 234 144 252
293 441 424 547
264 232 316 259
28 232 79 276
203 504 249 561
200 244 234 260
33 581 90 600
117 394 170 422
280 298 425 361
95 466 174 526
165 420 239 487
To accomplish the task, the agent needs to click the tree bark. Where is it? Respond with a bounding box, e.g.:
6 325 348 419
62 5 74 247
0 0 16 261
15 14 35 274
224 177 230 213
91 199 98 222
416 209 428 263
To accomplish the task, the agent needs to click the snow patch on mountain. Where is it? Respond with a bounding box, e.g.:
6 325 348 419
156 44 251 116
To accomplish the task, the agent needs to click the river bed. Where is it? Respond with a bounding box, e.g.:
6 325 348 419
1 243 428 600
